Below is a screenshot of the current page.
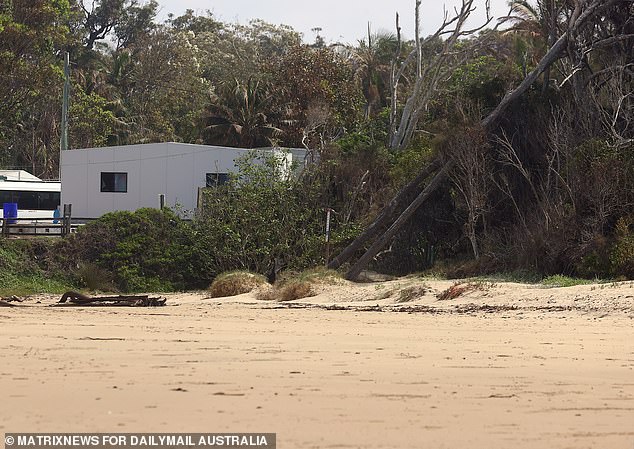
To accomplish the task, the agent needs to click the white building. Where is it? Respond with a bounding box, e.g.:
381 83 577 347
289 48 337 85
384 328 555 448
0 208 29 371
0 170 45 182
0 170 61 219
60 142 306 219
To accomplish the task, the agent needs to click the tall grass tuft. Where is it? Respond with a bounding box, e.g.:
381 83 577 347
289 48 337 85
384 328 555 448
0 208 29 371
208 271 268 298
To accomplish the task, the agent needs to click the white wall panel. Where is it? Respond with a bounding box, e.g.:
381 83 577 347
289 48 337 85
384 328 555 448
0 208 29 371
60 143 306 218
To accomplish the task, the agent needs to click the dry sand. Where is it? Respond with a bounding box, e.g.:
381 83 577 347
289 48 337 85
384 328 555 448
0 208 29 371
1 277 633 448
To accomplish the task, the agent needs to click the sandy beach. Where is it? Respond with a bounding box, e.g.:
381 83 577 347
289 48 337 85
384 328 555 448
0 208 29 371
1 278 633 448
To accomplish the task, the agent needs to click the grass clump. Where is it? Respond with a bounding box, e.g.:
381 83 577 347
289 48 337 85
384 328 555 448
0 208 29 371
256 267 339 301
295 267 343 285
437 281 494 301
208 271 268 298
0 239 74 296
0 274 70 297
75 262 115 292
541 275 594 288
395 285 430 303
256 280 315 302
278 280 313 301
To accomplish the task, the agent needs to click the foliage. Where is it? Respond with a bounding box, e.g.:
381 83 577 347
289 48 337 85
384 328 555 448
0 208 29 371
437 281 493 301
203 78 281 148
540 275 593 288
74 261 115 291
193 151 325 283
114 27 211 144
270 45 364 146
395 285 430 303
444 54 517 113
353 30 401 117
1 1 633 286
609 216 634 278
60 208 197 292
255 280 314 302
0 0 71 176
389 143 434 187
0 239 73 296
69 84 116 148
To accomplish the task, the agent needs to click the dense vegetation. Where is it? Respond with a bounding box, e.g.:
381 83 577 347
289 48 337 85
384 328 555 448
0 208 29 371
1 0 633 292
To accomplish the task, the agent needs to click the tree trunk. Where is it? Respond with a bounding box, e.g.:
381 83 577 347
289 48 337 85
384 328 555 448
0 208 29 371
468 220 479 260
341 34 571 280
345 161 454 280
480 33 568 130
328 158 442 269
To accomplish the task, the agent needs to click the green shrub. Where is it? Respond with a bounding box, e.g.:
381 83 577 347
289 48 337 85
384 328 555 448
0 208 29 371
576 217 634 280
0 239 73 295
541 275 593 288
60 208 198 292
75 262 115 292
610 216 634 278
193 151 325 281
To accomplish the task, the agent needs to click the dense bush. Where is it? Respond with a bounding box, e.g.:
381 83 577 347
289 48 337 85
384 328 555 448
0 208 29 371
208 271 268 298
51 151 350 292
192 151 327 284
60 208 198 292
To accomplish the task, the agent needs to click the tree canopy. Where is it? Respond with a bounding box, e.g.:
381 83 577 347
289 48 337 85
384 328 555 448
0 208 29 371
1 0 633 280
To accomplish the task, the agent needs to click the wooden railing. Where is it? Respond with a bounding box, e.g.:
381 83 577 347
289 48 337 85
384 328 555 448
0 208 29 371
0 216 93 237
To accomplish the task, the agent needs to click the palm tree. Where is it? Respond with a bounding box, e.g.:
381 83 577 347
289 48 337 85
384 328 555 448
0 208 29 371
505 0 562 90
203 78 281 148
354 26 399 117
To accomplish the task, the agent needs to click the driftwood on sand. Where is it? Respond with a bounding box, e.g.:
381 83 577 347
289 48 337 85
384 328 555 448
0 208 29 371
56 291 166 307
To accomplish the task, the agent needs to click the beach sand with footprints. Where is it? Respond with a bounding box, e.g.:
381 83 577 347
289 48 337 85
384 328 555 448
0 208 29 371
1 278 633 448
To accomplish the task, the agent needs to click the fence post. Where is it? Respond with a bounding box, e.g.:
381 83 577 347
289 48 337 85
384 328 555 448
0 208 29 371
62 203 72 237
1 218 6 237
324 208 332 266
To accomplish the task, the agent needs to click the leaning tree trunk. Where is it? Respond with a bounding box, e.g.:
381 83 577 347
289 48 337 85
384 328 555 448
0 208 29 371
480 34 568 129
346 161 454 280
340 0 620 280
328 158 441 270
343 33 570 280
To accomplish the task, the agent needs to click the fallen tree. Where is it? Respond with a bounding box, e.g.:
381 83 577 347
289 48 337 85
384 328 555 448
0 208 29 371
337 0 629 280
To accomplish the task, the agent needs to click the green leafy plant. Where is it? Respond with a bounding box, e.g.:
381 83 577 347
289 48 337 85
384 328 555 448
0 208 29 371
60 208 197 292
541 275 593 288
609 216 634 278
193 151 325 281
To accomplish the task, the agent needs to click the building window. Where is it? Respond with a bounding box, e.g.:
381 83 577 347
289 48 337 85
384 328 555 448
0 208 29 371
101 172 127 193
0 191 60 210
206 173 229 187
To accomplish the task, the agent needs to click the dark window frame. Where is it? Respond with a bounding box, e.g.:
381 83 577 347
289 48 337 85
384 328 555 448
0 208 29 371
101 172 128 193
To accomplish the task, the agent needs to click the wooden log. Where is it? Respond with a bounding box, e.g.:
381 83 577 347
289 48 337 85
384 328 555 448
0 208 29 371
58 291 166 307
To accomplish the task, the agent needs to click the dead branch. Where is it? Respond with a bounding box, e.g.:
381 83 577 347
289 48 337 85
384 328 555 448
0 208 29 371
390 0 494 150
